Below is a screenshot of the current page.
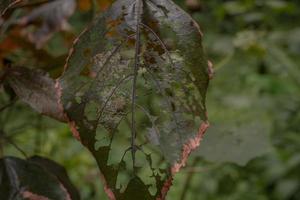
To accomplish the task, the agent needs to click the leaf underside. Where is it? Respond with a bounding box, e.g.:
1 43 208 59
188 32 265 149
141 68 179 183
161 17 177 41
59 0 209 199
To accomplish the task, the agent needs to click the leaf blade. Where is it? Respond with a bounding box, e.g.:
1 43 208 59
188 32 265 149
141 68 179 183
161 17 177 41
59 0 210 199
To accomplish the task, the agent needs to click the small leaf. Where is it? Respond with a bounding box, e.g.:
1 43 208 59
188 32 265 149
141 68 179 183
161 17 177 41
6 67 66 122
58 0 210 199
17 0 76 48
0 156 73 200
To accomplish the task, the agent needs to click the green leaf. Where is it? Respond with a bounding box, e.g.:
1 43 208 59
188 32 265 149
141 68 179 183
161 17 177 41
196 51 273 166
58 0 210 199
0 156 73 200
197 111 272 166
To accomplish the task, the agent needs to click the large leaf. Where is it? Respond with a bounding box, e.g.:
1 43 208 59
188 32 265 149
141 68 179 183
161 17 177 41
5 67 66 122
58 0 210 199
0 156 73 200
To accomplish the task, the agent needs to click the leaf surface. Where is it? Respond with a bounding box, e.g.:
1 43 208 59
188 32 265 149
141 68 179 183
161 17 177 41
6 67 66 122
29 156 80 200
59 0 210 199
0 156 73 200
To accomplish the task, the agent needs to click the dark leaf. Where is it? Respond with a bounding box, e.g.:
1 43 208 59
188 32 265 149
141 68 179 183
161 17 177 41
6 67 66 122
58 0 210 199
0 156 72 200
17 0 76 48
29 156 80 200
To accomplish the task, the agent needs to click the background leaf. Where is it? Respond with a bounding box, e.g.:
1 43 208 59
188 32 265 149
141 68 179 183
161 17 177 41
17 0 76 49
197 111 272 166
29 156 81 200
5 67 66 122
0 156 74 200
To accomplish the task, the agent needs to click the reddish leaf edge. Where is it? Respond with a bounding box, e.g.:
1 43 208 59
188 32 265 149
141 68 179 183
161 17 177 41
56 77 209 199
156 121 209 200
55 13 211 200
21 191 50 200
55 80 81 141
21 183 72 200
55 80 117 200
55 31 211 200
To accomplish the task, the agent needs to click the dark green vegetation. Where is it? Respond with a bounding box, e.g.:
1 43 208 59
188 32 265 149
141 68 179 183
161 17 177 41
1 0 300 199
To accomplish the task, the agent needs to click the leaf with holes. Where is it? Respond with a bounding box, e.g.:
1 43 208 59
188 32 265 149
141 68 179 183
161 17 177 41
58 0 210 199
0 156 75 200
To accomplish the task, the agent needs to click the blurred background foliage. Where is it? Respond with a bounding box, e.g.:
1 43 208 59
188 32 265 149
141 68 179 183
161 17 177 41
0 0 300 199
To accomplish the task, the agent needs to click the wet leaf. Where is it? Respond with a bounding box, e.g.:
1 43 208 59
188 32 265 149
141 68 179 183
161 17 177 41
6 67 66 122
58 0 210 199
0 156 73 200
17 0 76 49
